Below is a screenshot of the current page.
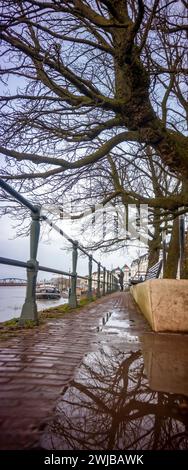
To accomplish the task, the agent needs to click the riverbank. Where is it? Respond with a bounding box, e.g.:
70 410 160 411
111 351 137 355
0 296 97 341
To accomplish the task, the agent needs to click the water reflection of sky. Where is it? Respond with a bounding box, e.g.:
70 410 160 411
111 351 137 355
41 308 188 450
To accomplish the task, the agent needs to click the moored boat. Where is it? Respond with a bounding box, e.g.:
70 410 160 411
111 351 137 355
36 284 61 300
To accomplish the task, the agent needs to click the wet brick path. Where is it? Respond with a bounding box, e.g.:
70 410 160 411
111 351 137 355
0 292 149 449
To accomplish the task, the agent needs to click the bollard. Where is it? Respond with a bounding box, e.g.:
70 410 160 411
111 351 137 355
69 241 78 308
20 207 40 324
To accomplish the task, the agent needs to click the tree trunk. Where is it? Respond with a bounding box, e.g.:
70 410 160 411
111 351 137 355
163 218 179 278
148 210 161 268
148 238 160 268
181 230 188 279
180 180 188 279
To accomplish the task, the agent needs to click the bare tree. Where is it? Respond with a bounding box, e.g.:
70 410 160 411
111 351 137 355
0 0 187 189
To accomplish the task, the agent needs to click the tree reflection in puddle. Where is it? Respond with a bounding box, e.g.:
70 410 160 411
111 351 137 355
41 342 188 450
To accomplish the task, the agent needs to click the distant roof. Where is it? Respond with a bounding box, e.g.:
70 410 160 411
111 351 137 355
111 266 120 271
131 253 148 265
122 264 130 269
112 264 130 272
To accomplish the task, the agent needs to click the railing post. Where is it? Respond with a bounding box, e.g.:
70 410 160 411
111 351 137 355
87 255 93 299
110 272 112 292
103 267 106 296
106 270 109 293
20 207 40 324
97 262 101 298
69 241 78 308
112 274 114 292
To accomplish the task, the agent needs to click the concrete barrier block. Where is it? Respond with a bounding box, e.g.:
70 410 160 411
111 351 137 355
131 279 188 332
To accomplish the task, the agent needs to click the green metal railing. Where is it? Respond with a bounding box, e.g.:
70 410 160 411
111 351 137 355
0 179 119 324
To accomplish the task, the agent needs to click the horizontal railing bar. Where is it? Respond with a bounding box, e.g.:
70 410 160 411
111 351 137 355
42 215 105 266
76 275 113 282
76 274 88 280
0 179 38 213
0 257 28 268
38 265 73 277
77 245 89 257
0 257 73 278
92 257 99 265
0 258 115 284
42 216 75 246
42 216 99 261
77 248 104 269
0 182 95 260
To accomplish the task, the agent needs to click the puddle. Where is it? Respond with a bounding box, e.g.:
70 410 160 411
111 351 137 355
101 327 139 342
41 330 188 450
106 317 131 328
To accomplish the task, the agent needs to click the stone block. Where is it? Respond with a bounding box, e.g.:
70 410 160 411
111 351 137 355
131 279 188 332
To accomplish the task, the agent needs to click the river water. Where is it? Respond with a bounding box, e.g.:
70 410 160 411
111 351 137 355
0 286 67 322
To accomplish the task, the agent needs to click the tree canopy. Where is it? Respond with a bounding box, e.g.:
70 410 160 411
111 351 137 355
0 0 187 184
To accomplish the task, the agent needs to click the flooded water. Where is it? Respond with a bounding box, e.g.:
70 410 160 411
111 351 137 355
41 301 188 450
0 286 67 322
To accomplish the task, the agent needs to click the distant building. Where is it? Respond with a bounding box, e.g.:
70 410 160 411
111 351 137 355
51 275 88 297
77 277 88 296
131 253 148 280
122 264 131 283
51 275 70 291
92 271 105 289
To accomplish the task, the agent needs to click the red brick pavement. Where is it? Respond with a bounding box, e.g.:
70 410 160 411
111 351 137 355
0 292 144 449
